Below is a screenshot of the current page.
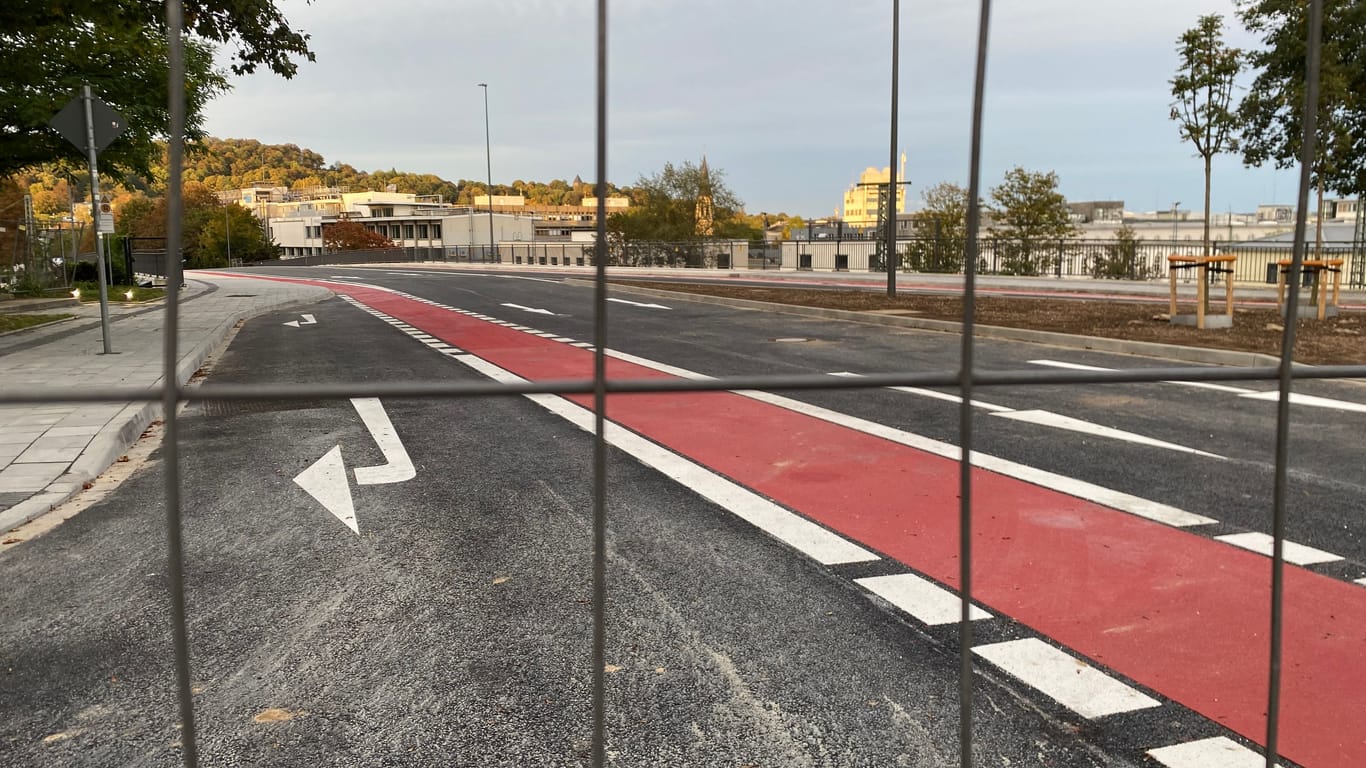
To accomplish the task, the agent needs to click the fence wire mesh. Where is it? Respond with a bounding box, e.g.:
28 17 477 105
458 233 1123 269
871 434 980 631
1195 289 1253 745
0 1 1354 767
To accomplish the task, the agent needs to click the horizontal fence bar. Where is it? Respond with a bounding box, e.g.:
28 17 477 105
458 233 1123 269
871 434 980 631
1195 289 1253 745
3 364 1363 406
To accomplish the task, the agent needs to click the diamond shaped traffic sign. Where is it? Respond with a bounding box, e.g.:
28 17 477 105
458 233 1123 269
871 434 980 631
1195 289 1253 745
49 94 127 154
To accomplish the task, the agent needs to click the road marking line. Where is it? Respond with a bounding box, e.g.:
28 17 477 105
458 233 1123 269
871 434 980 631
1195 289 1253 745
1028 359 1256 394
1239 390 1366 413
600 352 1218 527
1356 578 1366 587
1215 532 1344 565
350 398 416 485
973 638 1160 719
855 573 992 625
1147 737 1277 768
828 372 1013 412
451 354 878 566
572 342 595 348
551 337 575 343
992 410 1224 459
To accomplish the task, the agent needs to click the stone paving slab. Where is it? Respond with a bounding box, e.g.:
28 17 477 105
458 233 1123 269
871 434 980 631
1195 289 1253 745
0 274 332 532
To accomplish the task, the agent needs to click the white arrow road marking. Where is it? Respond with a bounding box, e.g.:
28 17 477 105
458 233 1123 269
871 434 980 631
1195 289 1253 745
293 446 358 534
607 297 672 310
831 372 1221 458
500 302 558 315
283 313 317 328
350 398 416 484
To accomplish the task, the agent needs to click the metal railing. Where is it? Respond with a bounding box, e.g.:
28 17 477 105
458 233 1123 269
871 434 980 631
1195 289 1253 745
1 2 1358 768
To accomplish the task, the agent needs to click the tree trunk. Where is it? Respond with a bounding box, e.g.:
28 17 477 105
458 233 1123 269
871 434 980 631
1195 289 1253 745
1202 154 1212 258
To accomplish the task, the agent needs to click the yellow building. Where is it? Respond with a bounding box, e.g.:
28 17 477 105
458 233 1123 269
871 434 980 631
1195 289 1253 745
842 154 907 228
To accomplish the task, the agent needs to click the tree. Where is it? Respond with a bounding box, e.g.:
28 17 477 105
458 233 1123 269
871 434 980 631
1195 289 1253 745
607 159 746 245
1171 14 1242 257
323 220 396 252
0 1 313 177
904 182 970 273
197 204 278 265
987 168 1079 276
1237 0 1366 252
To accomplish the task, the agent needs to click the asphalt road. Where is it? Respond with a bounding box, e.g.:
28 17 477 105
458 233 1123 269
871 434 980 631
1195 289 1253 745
2 264 1364 767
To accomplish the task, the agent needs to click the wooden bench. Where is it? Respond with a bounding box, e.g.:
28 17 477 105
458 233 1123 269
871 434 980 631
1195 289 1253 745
1167 254 1236 329
1276 258 1343 320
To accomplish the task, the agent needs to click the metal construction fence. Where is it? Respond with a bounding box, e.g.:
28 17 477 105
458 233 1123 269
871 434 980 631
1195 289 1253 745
3 2 1362 768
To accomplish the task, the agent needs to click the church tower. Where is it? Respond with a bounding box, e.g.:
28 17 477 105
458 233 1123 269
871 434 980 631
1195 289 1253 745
695 155 715 237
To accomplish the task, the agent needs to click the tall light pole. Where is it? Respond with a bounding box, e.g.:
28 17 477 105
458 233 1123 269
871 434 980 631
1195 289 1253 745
478 83 496 263
1171 201 1180 245
224 206 232 266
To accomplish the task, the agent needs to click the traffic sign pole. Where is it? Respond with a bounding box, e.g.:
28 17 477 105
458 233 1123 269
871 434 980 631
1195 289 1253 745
81 84 113 354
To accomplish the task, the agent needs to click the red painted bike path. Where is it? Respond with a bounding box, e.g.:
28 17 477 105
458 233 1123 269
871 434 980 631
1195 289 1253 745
246 275 1366 767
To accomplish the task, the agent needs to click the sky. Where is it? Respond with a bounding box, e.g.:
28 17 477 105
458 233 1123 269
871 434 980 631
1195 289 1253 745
202 0 1301 219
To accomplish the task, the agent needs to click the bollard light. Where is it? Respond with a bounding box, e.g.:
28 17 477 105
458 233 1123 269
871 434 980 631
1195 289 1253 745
125 290 134 300
71 288 80 298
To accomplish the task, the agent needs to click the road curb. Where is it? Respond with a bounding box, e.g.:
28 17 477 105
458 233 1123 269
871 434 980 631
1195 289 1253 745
0 281 332 534
578 279 1291 369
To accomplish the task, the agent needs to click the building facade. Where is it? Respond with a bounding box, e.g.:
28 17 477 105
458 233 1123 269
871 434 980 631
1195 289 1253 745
841 155 907 228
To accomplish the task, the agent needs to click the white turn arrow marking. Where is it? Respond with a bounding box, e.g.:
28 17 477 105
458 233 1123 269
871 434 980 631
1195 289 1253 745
293 445 359 534
500 302 557 315
283 313 318 328
607 297 672 310
351 398 416 484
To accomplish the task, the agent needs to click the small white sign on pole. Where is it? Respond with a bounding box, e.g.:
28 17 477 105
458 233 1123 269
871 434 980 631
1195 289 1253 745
97 202 115 234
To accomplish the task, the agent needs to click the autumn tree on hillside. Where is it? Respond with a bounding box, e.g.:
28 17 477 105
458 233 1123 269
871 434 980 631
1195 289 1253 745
323 220 395 251
1171 14 1242 257
0 1 312 177
987 167 1079 276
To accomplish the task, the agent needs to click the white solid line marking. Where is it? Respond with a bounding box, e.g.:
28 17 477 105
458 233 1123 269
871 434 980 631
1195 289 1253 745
992 410 1224 459
292 446 358 534
855 573 992 625
1214 532 1344 565
1028 359 1255 394
602 353 1217 527
350 398 416 485
1147 737 1277 768
973 638 1159 719
1239 390 1366 413
451 354 878 566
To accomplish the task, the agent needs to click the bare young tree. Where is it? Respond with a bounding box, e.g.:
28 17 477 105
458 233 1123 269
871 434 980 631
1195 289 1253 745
1170 14 1242 256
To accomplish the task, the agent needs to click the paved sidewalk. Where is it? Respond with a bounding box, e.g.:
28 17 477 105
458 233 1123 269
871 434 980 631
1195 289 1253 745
0 274 331 533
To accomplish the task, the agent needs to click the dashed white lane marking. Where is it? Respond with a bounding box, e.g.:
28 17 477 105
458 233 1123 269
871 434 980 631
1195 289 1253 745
855 573 992 625
831 372 1221 458
973 638 1160 719
1239 390 1366 413
451 353 878 566
993 410 1224 459
1355 577 1366 587
599 351 1218 528
1214 532 1344 565
828 372 1012 412
1147 736 1277 768
1029 359 1256 394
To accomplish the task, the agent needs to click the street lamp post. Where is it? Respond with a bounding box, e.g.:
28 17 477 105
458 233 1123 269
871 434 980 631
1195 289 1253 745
225 206 232 266
1171 201 1180 246
478 83 496 263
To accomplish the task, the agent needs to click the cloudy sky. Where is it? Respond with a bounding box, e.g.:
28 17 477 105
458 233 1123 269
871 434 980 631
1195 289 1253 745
202 0 1299 218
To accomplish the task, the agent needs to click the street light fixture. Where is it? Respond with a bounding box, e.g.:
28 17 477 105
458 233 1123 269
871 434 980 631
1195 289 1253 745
478 83 496 263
